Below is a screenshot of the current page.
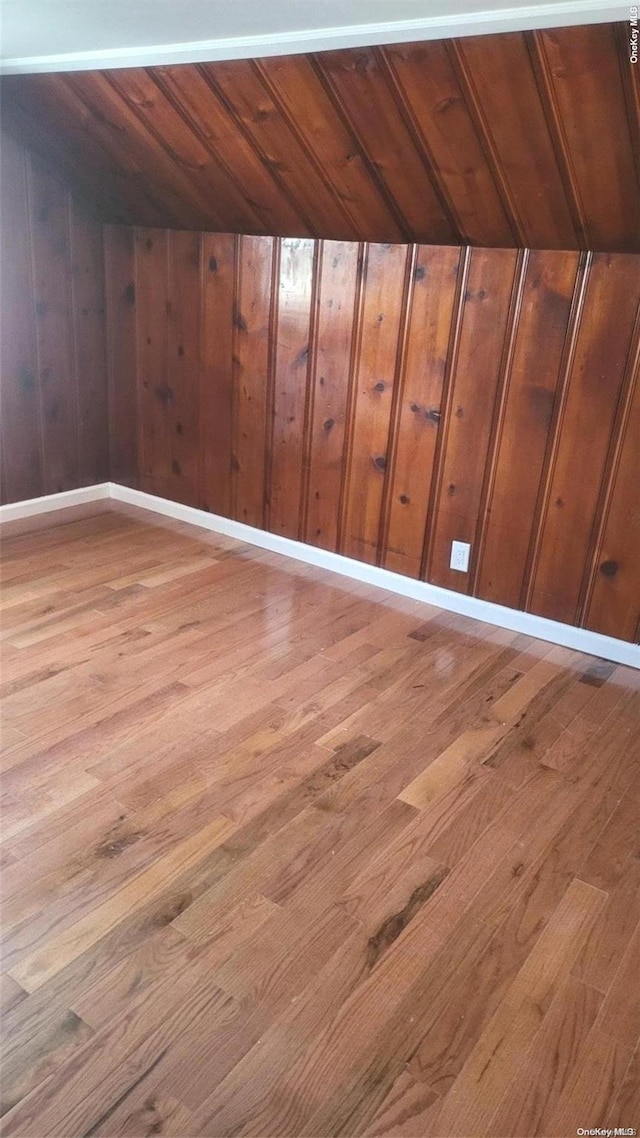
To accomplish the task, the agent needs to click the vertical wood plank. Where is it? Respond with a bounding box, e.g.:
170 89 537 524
232 235 275 528
0 76 141 225
201 59 345 238
532 24 640 252
341 242 410 565
383 41 514 247
304 241 361 552
583 347 640 642
66 72 205 229
68 203 109 486
105 68 261 235
452 32 579 249
425 246 519 593
269 238 315 539
154 66 300 236
381 245 460 578
475 250 580 607
0 132 43 504
314 49 455 243
26 153 79 495
528 253 640 625
104 225 138 488
165 230 201 506
200 233 236 517
255 55 405 243
135 228 170 497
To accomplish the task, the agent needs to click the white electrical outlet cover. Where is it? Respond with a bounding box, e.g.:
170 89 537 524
450 540 471 572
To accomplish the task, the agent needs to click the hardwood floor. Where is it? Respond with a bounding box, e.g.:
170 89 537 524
1 506 638 1138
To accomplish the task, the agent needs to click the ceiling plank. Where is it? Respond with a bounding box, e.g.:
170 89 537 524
450 31 581 249
1 22 637 251
382 39 516 246
531 23 640 252
313 46 457 243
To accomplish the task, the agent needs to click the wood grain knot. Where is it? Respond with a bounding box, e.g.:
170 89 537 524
154 383 174 407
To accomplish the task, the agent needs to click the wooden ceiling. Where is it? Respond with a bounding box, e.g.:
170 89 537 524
2 20 639 250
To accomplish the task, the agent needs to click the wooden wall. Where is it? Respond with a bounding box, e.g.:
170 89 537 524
0 132 109 503
3 22 639 252
105 228 640 644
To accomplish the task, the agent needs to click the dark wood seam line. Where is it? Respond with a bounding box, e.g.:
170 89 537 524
308 56 413 242
196 66 315 238
263 237 281 533
21 79 138 226
336 241 367 555
471 248 529 598
164 228 172 498
299 239 323 542
25 151 48 496
526 31 590 249
103 227 115 482
252 61 367 240
377 243 417 567
196 232 205 511
376 48 462 243
149 70 271 234
446 40 528 248
614 23 640 206
133 229 145 487
65 190 83 490
230 234 241 522
96 72 217 229
576 299 640 627
420 245 471 582
520 250 591 612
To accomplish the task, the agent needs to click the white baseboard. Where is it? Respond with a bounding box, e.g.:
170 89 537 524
0 483 111 523
1 481 637 669
108 484 639 670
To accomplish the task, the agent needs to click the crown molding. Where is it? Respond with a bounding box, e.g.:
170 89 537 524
0 1 627 75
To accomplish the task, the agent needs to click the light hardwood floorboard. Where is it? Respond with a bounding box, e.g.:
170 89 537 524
1 507 638 1137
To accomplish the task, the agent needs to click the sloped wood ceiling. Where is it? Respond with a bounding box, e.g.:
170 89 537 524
2 21 639 250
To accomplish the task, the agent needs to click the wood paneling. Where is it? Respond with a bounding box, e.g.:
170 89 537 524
103 226 137 487
382 245 461 579
0 132 43 504
233 235 276 529
340 242 409 564
474 249 581 608
0 132 109 504
2 21 639 252
199 233 236 517
304 241 361 552
425 246 520 593
583 360 640 643
106 227 640 644
269 238 315 540
527 253 640 626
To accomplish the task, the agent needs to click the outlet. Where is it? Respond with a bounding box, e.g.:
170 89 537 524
450 540 471 572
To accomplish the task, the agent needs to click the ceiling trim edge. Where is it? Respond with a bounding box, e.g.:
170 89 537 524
0 0 628 74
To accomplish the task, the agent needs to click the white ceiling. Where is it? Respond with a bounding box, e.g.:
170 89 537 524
0 0 627 74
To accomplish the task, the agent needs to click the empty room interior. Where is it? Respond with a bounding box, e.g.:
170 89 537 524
1 0 640 1135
